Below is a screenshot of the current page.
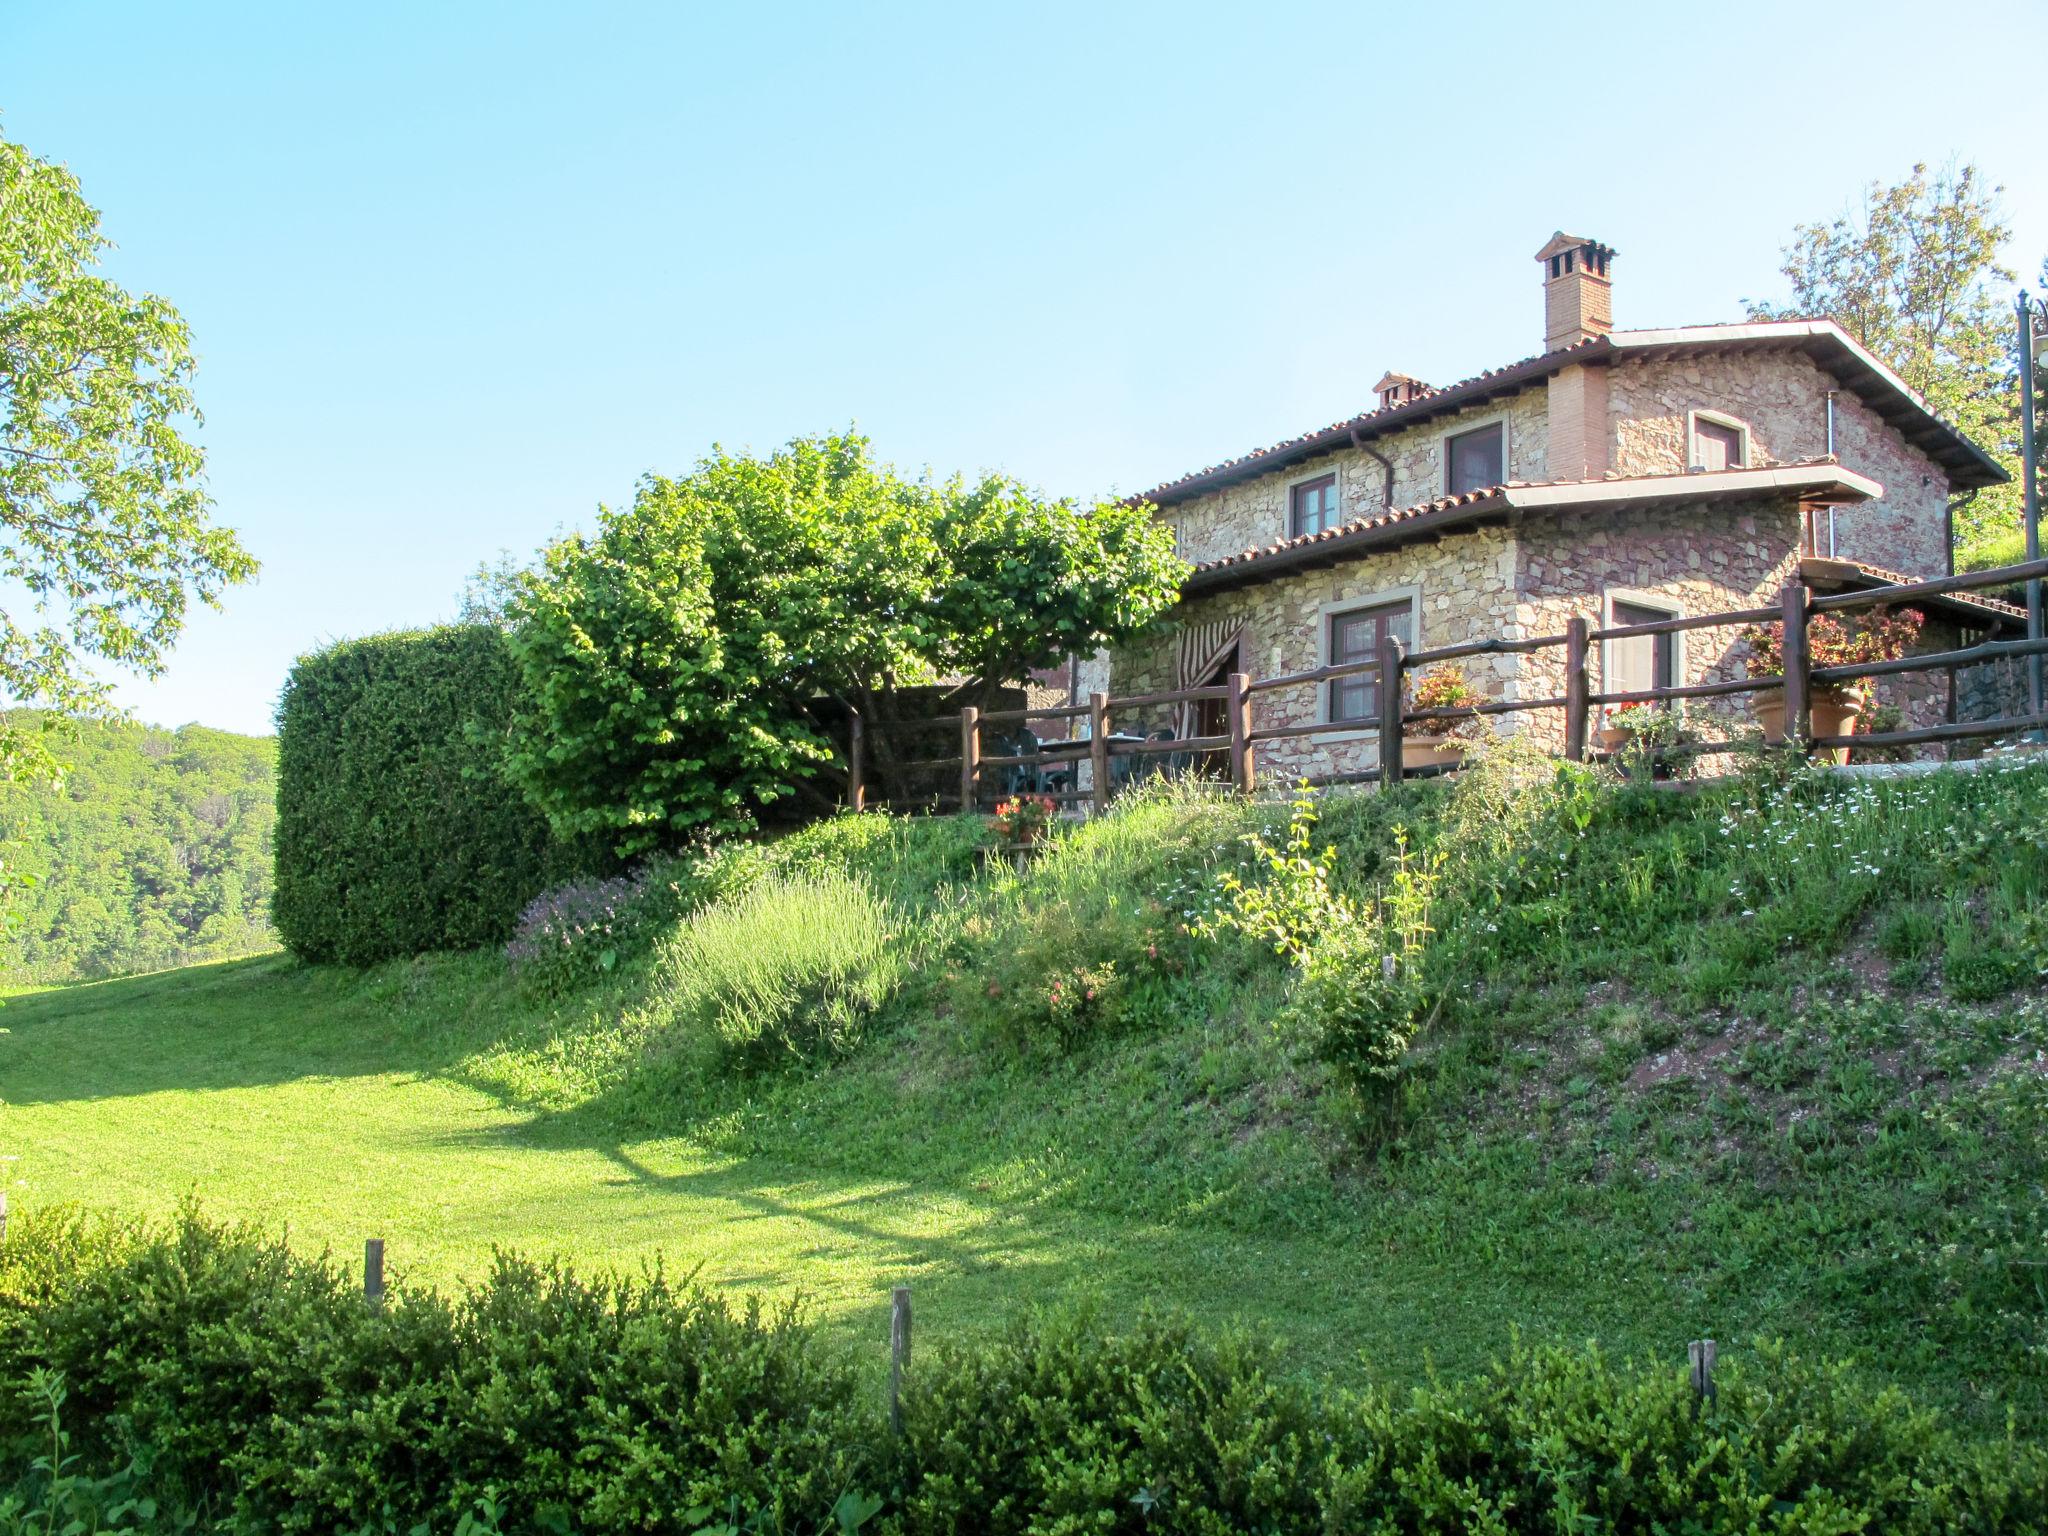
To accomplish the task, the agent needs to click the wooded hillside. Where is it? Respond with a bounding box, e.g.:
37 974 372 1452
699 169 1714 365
1 714 277 982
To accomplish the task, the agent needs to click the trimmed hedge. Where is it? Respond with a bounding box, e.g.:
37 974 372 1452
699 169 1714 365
273 626 572 965
4 1210 2045 1534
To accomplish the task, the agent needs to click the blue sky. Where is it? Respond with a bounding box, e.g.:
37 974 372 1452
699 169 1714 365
7 0 2046 735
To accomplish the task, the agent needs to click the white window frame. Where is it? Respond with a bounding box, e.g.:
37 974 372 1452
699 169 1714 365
1286 466 1345 540
1317 585 1421 727
1440 412 1511 496
1600 587 1684 712
1687 409 1751 472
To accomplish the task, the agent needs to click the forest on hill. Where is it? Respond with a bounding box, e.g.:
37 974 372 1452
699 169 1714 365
1 714 277 983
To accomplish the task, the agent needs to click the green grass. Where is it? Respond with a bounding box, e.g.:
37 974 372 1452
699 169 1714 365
6 756 2048 1434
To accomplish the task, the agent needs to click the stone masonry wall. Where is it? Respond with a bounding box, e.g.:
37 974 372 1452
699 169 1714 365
1161 387 1549 568
1110 527 1520 781
1607 351 1952 579
1514 498 1804 751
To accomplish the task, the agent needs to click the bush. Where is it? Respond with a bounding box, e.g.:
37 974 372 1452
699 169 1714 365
273 626 580 964
0 1210 873 1534
893 1313 2048 1535
5 1211 2045 1534
652 870 903 1072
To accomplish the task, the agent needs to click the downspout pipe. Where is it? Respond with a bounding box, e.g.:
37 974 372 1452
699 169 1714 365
1350 427 1395 508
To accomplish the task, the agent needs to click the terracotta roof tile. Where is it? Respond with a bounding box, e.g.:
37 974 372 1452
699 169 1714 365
1839 559 2026 621
1132 337 1608 506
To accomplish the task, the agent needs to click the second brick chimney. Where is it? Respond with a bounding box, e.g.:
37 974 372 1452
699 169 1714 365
1535 232 1616 352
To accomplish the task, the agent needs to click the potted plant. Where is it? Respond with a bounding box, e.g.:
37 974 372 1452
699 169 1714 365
989 793 1057 848
1593 700 1656 755
1741 605 1924 765
1402 665 1483 770
1600 700 1694 780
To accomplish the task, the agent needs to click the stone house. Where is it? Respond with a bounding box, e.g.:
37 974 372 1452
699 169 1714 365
1084 232 2018 776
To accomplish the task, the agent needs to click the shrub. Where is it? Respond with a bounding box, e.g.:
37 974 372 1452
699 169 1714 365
274 626 580 964
651 870 902 1072
887 1312 2048 1535
0 1210 874 1534
505 852 712 999
5 1211 2046 1534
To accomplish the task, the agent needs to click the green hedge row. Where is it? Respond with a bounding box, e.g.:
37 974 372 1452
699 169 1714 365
4 1210 2043 1534
273 626 574 964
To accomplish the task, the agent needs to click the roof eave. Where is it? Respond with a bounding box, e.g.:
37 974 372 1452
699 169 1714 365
1178 466 1879 597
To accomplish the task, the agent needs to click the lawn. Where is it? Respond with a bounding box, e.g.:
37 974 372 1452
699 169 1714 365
6 758 2048 1433
0 951 1624 1392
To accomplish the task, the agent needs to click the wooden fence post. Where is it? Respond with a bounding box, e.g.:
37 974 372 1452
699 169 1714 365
1688 1338 1717 1414
1226 672 1254 796
959 706 980 813
847 708 865 813
1563 614 1590 762
364 1238 385 1309
1780 573 1810 753
1089 691 1110 816
889 1285 913 1436
1377 634 1406 788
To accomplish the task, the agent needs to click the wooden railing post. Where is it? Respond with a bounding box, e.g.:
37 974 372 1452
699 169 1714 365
1227 672 1254 796
959 706 980 812
1563 614 1590 762
1376 634 1406 788
847 708 865 812
1780 573 1810 753
1088 692 1110 816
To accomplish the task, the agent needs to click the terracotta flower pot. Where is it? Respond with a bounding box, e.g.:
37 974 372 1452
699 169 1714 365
1593 725 1629 754
1401 734 1470 771
1754 688 1866 765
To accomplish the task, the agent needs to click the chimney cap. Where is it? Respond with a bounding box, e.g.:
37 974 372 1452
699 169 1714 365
1372 371 1424 393
1535 231 1617 265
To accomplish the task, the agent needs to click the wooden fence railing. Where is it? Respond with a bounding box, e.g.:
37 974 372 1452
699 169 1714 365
842 557 2048 815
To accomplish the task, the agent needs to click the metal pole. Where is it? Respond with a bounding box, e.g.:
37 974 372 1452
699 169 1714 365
2020 291 2043 735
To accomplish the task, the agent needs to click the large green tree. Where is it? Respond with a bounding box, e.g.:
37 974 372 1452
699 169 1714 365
1747 162 2021 568
0 129 256 785
503 433 1183 855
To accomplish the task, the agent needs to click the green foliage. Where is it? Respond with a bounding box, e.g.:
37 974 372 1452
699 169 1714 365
1196 781 1353 965
652 870 901 1073
1287 826 1444 1096
8 1212 2043 1534
956 781 1249 1055
273 625 573 965
0 1210 874 1536
1747 162 2022 568
893 1311 2048 1535
0 713 276 982
14 759 2048 1452
501 433 1183 856
0 128 257 788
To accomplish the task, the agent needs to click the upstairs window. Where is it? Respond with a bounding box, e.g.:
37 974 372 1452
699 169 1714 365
1290 473 1340 538
1446 422 1505 496
1328 598 1415 723
1691 414 1748 471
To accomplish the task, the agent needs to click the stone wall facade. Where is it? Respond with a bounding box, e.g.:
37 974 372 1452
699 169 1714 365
1164 387 1549 568
1112 527 1519 780
1099 342 1980 779
1607 351 1951 579
1514 499 1803 751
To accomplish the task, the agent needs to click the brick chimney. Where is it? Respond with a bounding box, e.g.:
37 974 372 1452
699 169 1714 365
1372 371 1429 411
1535 232 1616 351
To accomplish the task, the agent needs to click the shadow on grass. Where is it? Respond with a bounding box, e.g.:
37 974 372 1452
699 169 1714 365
0 949 542 1107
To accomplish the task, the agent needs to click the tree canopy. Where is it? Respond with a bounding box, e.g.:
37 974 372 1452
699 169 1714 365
502 433 1184 855
1747 162 2024 570
0 128 256 784
0 711 276 981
